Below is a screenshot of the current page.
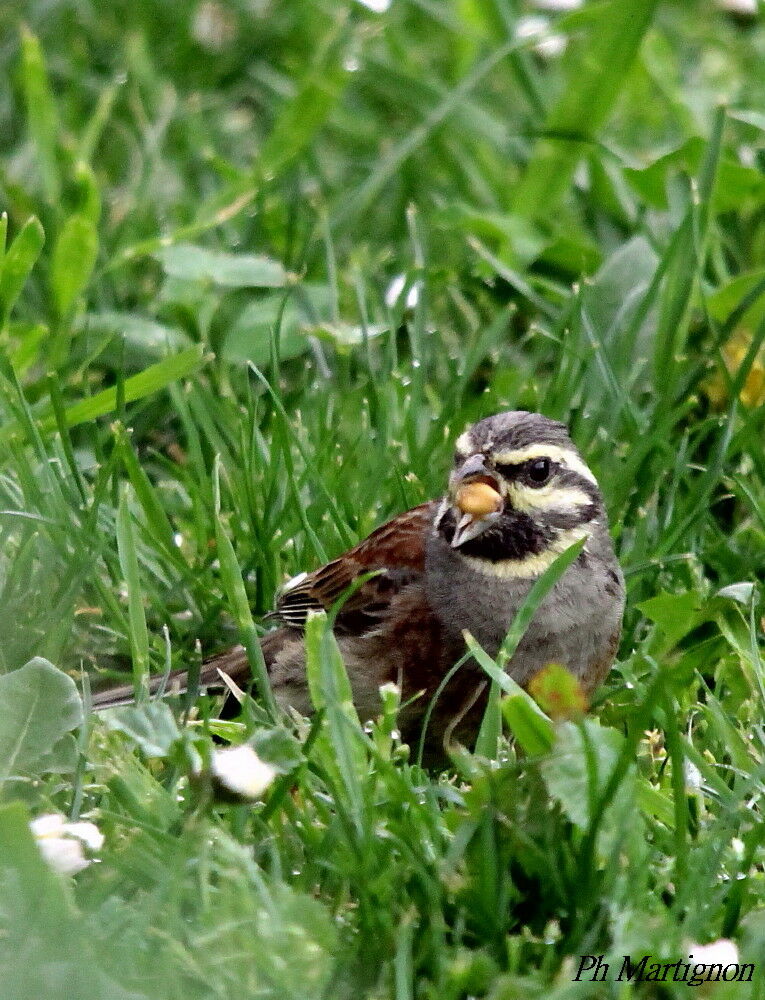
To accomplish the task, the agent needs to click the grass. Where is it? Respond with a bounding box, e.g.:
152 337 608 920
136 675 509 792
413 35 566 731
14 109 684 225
1 0 765 996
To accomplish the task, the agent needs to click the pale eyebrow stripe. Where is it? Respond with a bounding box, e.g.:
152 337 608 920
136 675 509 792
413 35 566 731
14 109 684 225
454 431 474 456
490 445 597 485
508 484 595 513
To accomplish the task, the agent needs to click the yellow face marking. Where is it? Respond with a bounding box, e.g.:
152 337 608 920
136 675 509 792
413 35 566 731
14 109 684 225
490 445 597 485
454 431 474 457
459 526 592 579
507 484 594 514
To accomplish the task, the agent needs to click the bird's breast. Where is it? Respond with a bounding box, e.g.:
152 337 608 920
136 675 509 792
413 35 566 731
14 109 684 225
425 532 535 655
424 530 624 684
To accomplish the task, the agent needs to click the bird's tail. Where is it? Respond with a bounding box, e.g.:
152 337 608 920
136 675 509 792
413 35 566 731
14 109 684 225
91 645 249 711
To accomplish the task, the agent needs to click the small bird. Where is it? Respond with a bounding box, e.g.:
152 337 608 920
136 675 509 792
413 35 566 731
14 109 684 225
94 411 625 761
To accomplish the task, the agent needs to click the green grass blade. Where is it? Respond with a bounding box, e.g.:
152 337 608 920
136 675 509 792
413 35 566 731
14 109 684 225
19 27 60 203
212 456 277 719
116 484 151 702
511 0 660 219
0 216 45 327
6 345 204 442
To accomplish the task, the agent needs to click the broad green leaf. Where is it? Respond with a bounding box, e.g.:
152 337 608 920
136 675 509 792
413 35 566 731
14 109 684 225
636 781 675 828
432 203 546 267
7 321 47 375
501 694 555 757
0 216 45 325
582 236 659 343
707 269 765 330
623 137 707 209
535 231 602 276
0 803 132 1000
35 734 79 774
223 285 332 366
102 703 181 758
250 726 304 774
706 159 765 216
50 213 99 317
80 311 192 367
624 138 765 214
155 243 288 288
71 160 101 227
159 274 221 338
638 590 705 648
540 717 626 829
0 658 83 785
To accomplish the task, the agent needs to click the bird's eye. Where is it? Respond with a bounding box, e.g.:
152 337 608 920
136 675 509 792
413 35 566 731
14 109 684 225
526 457 552 487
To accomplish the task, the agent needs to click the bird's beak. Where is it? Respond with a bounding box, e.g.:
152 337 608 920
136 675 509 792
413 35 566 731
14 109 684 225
448 456 503 549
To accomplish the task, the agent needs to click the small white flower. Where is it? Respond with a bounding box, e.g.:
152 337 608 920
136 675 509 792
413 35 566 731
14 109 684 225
211 745 276 800
515 15 567 58
191 0 236 51
684 758 703 791
688 938 740 968
533 32 567 59
355 0 392 12
531 0 583 10
385 274 420 310
716 0 757 14
30 813 104 876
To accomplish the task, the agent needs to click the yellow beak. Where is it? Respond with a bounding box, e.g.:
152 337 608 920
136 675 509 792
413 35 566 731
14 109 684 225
454 479 502 517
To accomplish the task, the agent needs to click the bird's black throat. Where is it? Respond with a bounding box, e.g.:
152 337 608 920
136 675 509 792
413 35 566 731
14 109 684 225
437 506 553 562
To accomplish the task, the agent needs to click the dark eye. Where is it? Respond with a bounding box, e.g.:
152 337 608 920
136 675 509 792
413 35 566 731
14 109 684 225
526 457 552 487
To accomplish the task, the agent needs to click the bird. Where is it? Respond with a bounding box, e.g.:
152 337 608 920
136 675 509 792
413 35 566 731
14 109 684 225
93 411 625 763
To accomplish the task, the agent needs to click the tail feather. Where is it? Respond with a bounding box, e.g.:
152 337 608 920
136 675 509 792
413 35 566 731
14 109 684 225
90 631 296 711
91 644 249 711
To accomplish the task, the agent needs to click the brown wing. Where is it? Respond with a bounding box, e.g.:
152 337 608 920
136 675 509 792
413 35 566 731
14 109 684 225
275 502 435 633
92 503 436 711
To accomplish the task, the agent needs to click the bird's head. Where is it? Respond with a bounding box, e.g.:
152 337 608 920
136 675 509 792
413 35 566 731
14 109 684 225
433 411 604 577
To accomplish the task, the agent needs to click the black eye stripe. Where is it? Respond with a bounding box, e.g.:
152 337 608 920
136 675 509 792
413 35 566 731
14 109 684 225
493 462 521 479
494 459 558 480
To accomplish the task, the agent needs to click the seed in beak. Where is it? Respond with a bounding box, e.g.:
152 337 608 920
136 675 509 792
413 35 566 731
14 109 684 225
455 480 502 517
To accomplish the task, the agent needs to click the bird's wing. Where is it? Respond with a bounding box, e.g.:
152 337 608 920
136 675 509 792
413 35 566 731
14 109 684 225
274 502 435 632
92 503 436 710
